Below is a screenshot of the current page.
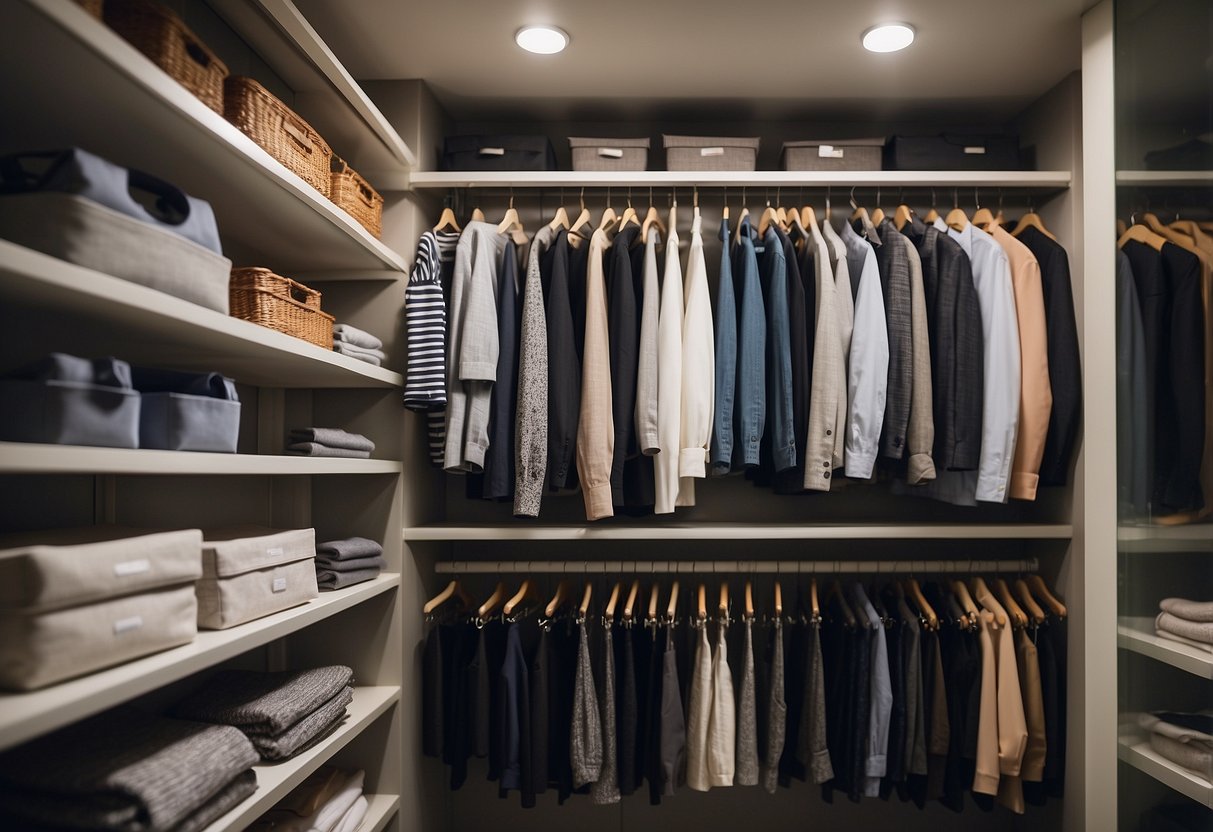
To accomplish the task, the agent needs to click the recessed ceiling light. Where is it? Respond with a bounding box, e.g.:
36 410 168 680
861 23 915 53
515 25 568 55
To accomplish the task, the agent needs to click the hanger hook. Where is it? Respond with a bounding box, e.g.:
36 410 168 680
694 185 699 209
825 185 831 219
849 185 858 212
931 187 937 208
974 187 980 210
953 188 959 209
579 187 586 211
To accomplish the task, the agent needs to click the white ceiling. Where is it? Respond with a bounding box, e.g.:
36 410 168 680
294 0 1094 121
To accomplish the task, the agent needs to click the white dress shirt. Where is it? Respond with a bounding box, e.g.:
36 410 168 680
839 222 889 479
655 208 684 515
680 210 715 504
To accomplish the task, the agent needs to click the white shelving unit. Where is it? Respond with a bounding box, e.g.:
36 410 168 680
1118 731 1213 809
1117 617 1213 680
1118 524 1213 553
203 686 402 832
0 240 403 389
1116 170 1213 186
0 574 400 752
0 444 403 476
404 523 1075 541
0 0 407 274
408 170 1073 190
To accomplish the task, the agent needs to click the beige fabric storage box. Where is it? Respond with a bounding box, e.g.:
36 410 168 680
0 528 203 690
781 138 884 171
569 137 650 171
663 135 760 171
198 526 318 629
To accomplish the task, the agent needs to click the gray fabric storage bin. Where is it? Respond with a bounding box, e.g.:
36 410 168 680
0 192 232 313
663 135 760 171
0 527 203 690
0 378 140 448
781 138 884 171
569 137 650 171
198 526 318 629
139 393 240 453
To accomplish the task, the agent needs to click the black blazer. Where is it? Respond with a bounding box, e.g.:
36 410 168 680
543 231 580 491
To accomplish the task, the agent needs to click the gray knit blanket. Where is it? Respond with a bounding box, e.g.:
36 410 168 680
316 537 382 561
288 428 375 453
318 568 381 590
286 442 371 459
172 666 354 736
315 554 386 573
250 687 352 761
0 708 257 831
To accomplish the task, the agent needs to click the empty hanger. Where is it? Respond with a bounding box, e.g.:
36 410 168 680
478 581 506 619
1027 575 1067 619
503 577 537 617
545 579 571 617
623 579 641 622
423 579 474 615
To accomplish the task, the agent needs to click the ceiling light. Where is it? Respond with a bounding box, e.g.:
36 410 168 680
515 25 568 55
861 23 915 53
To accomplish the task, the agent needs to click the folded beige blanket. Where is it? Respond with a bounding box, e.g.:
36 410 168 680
1156 612 1213 646
1160 598 1213 622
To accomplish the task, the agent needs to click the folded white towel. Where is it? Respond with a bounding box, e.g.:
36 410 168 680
1160 598 1213 623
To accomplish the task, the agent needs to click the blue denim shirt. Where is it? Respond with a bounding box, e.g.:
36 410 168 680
710 217 737 474
732 217 766 469
758 225 796 472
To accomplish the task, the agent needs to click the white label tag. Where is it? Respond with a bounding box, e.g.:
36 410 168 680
478 147 506 156
964 145 987 155
700 146 725 157
266 547 284 559
113 559 150 577
113 615 144 635
818 145 844 159
272 577 288 593
598 147 624 158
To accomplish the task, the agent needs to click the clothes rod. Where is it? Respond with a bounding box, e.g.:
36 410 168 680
435 558 1039 575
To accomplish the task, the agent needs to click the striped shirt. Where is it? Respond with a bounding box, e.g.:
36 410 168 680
404 229 459 466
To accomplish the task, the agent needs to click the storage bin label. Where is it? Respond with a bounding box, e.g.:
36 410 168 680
267 547 284 558
700 147 725 157
113 615 144 635
818 145 845 158
113 558 151 577
964 145 987 154
478 147 506 156
598 147 624 158
272 576 288 593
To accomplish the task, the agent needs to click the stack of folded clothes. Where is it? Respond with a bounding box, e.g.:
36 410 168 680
315 537 386 591
248 766 368 832
1137 712 1213 784
332 323 386 367
0 707 258 831
1154 598 1213 652
287 427 375 459
173 666 354 762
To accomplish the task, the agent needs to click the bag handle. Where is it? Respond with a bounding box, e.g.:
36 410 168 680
127 168 191 226
280 115 315 155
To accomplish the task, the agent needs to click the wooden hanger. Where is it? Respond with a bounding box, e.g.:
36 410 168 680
810 576 820 620
478 581 506 619
423 579 473 615
719 580 729 615
697 583 707 620
647 583 660 624
995 578 1029 629
870 207 886 226
970 576 1006 627
641 204 666 241
579 580 593 617
503 578 537 616
733 205 751 245
945 204 969 232
775 205 788 230
1027 575 1067 618
618 197 640 230
433 207 461 234
497 197 523 235
570 189 592 236
598 204 619 233
545 579 571 617
828 579 856 627
1116 218 1128 238
547 205 570 232
905 578 938 631
1011 211 1057 242
1013 578 1047 626
758 201 781 237
894 204 913 231
951 579 978 628
667 580 680 621
744 580 754 619
972 205 996 229
623 579 640 622
1117 221 1167 251
471 207 486 222
604 580 623 622
774 579 783 617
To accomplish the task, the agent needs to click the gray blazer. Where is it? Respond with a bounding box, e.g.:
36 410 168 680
874 219 913 460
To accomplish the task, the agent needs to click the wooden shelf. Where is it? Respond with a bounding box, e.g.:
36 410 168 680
1119 730 1213 808
0 574 399 752
0 444 403 476
206 0 415 189
404 523 1074 541
1118 524 1213 553
0 241 402 389
203 686 401 832
361 794 402 832
0 0 406 274
408 170 1073 190
1117 170 1213 187
1118 617 1213 679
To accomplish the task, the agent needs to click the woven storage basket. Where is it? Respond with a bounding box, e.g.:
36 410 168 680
330 156 383 238
103 0 228 114
75 0 103 19
229 267 333 349
224 76 332 197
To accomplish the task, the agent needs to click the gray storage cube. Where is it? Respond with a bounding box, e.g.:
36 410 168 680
663 135 760 171
569 137 650 171
139 392 241 452
0 378 140 448
781 139 884 171
441 135 557 171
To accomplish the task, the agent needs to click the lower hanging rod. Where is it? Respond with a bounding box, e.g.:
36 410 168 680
435 558 1039 575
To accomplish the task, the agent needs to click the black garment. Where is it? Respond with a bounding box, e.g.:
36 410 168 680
606 225 651 511
639 623 664 804
774 227 811 495
445 622 476 791
546 619 578 803
912 626 942 807
881 615 908 797
470 620 507 780
779 617 808 785
616 621 639 795
542 231 580 492
568 230 589 363
940 624 980 813
497 621 532 803
529 626 550 800
1044 615 1067 799
873 219 913 460
902 218 983 471
661 623 687 795
848 623 872 803
621 232 655 514
1015 226 1082 486
422 622 444 759
820 615 851 801
479 240 522 501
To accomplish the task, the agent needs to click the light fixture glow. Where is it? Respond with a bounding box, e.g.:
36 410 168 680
515 25 568 55
861 23 915 53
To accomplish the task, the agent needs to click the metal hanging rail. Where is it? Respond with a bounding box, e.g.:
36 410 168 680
435 558 1040 575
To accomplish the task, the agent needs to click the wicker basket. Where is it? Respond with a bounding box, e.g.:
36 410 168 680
330 156 383 238
75 0 103 19
224 76 332 197
229 267 334 349
103 0 228 114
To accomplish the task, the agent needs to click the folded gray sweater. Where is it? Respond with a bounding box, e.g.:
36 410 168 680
289 428 375 453
250 686 353 761
316 537 383 561
333 341 386 361
315 554 386 573
287 442 371 459
172 770 257 832
1156 611 1213 646
332 324 383 351
172 666 354 736
1160 597 1213 623
0 708 257 832
318 567 382 591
